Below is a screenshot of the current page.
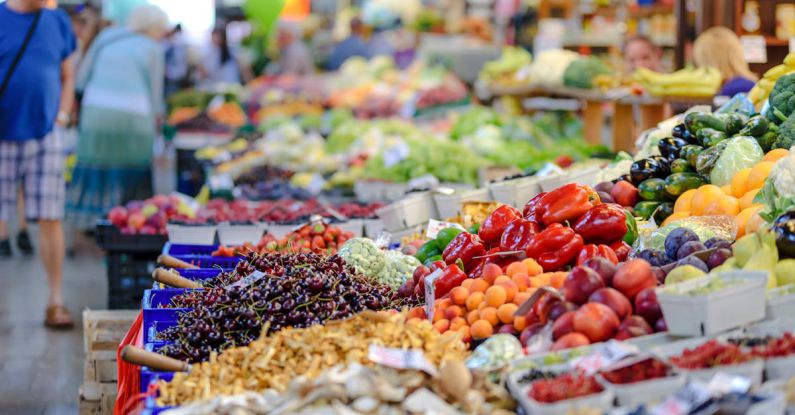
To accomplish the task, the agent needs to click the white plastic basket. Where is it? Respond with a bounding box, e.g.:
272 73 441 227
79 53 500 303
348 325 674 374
597 373 686 408
764 354 795 381
335 219 364 237
656 270 768 336
382 183 409 202
765 287 795 321
537 167 600 192
507 367 614 415
488 177 541 208
265 223 296 239
389 225 425 245
375 192 435 232
363 218 385 238
216 223 265 245
353 180 384 203
166 224 216 245
433 188 491 219
682 360 765 387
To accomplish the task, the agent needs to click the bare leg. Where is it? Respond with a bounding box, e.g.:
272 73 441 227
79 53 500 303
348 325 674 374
0 221 7 240
17 187 27 231
38 220 65 306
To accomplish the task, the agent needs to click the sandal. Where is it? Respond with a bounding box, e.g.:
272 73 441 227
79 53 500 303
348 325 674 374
45 305 74 329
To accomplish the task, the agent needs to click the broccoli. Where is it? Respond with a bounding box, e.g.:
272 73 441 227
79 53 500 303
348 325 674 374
773 111 795 150
562 57 611 89
765 73 795 124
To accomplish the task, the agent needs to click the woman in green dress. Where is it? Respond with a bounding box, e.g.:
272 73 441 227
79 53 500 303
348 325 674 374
67 5 169 228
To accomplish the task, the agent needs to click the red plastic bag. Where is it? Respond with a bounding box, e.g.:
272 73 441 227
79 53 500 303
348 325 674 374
115 312 143 415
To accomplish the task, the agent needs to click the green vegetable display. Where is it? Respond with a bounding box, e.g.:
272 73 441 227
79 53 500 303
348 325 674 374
562 56 611 89
709 136 764 186
337 238 387 277
764 73 795 124
773 112 795 150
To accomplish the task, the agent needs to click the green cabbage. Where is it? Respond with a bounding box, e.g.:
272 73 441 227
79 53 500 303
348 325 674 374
710 136 764 186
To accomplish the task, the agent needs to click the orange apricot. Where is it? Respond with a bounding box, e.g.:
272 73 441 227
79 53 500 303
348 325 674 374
433 318 450 333
470 319 494 339
465 292 484 311
497 280 518 302
497 303 519 324
506 261 528 277
485 285 508 307
450 316 467 331
443 305 464 320
479 307 500 326
469 278 489 293
482 263 503 283
522 258 543 276
513 291 531 306
514 315 528 331
450 286 469 306
466 309 480 325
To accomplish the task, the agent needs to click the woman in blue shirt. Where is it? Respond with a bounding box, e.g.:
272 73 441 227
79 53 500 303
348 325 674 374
693 27 758 98
66 5 168 229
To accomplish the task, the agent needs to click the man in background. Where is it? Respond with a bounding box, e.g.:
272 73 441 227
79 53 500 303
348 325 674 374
623 35 662 72
0 0 77 328
326 18 370 71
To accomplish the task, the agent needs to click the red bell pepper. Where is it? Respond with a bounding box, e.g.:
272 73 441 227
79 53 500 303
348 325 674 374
576 244 619 266
478 205 521 245
572 203 628 244
532 183 600 226
524 224 584 271
500 218 541 252
434 264 467 298
442 232 485 269
522 192 548 222
609 240 632 262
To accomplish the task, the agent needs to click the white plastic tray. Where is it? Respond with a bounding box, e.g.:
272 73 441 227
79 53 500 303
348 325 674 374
488 176 541 208
216 223 265 245
265 223 295 239
652 337 764 386
353 180 384 203
335 219 364 237
765 287 795 321
166 224 216 245
433 188 491 219
656 270 768 336
537 167 600 193
597 373 686 408
507 367 614 415
363 218 385 238
375 192 435 232
765 354 795 381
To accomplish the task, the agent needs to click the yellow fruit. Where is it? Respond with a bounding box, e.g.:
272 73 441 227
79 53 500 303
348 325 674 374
735 206 762 238
691 185 724 216
739 189 761 210
748 162 775 190
730 168 752 198
763 149 789 163
744 206 768 236
702 195 740 216
720 184 732 195
674 189 697 213
662 211 691 227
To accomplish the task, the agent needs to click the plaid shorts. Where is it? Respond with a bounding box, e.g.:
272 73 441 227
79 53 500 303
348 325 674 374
0 129 66 221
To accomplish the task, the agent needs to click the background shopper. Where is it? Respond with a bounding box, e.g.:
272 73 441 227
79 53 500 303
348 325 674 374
0 0 77 327
66 5 169 230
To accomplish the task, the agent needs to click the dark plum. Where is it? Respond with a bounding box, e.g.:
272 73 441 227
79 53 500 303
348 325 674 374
675 255 709 273
664 228 700 260
676 241 707 260
636 249 669 267
707 248 733 269
704 237 732 251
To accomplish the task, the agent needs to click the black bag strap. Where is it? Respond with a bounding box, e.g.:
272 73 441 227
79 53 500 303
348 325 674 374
0 10 41 98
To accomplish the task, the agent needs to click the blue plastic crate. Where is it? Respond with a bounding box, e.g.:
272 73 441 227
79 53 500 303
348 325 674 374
140 342 176 393
152 268 224 290
144 319 180 344
142 289 196 342
161 242 218 256
170 254 241 269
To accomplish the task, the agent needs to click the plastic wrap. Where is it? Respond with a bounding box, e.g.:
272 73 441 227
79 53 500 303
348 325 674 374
636 216 738 252
710 136 764 186
466 334 524 372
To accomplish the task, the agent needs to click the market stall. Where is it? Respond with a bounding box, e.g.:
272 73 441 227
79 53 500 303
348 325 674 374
92 49 795 415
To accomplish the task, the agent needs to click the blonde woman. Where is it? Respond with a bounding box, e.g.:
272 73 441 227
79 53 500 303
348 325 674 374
693 26 758 97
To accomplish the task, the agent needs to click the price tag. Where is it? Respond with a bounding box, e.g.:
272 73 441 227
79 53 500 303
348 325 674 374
707 372 751 395
571 340 639 375
424 269 443 322
225 270 266 290
651 380 711 415
383 139 410 168
740 35 767 63
425 219 466 239
368 345 438 376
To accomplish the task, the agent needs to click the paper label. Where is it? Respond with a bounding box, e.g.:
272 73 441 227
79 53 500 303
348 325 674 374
707 372 751 395
383 139 410 168
425 219 466 239
368 345 437 376
424 269 443 321
651 380 711 415
741 35 767 63
571 340 639 375
226 270 266 290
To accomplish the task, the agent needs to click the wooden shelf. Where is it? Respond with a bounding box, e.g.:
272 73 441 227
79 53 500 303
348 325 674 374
765 36 791 46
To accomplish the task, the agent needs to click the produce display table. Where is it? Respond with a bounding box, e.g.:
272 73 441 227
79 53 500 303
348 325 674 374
172 131 234 196
488 84 714 152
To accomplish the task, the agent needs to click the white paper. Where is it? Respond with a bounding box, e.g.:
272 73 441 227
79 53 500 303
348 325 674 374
425 219 466 239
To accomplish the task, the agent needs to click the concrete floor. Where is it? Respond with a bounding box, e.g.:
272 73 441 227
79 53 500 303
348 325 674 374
0 229 108 415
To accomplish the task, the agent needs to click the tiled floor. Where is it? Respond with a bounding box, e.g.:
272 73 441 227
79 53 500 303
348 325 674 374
0 230 107 415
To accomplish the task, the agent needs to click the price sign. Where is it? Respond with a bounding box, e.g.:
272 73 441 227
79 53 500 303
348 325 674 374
383 139 410 168
425 219 466 239
368 345 438 375
424 269 443 322
740 35 767 63
571 340 639 375
225 270 267 290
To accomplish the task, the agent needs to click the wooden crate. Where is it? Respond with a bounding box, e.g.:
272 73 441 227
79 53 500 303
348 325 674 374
79 382 117 415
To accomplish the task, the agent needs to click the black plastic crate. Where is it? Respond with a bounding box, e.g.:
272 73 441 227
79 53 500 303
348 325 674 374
95 220 168 253
107 251 159 309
